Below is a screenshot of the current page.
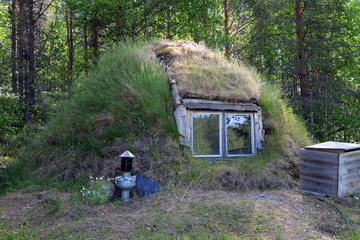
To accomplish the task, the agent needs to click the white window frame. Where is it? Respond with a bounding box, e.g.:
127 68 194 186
225 113 255 157
191 111 255 158
191 112 222 158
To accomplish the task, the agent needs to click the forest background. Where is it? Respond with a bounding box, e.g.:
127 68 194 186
0 0 359 162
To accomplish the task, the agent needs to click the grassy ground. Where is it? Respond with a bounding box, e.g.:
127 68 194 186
0 185 359 240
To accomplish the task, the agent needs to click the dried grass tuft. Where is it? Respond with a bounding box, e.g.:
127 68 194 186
148 40 260 104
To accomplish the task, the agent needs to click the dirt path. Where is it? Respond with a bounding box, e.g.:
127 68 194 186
0 188 357 239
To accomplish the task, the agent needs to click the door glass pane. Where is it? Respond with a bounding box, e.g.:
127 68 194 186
226 114 252 155
193 113 220 156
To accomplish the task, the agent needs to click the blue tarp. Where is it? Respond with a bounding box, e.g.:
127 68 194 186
135 174 161 198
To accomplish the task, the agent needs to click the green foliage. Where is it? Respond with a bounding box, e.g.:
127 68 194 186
79 176 113 204
43 196 61 214
0 218 39 240
0 94 25 142
0 93 27 169
0 4 10 82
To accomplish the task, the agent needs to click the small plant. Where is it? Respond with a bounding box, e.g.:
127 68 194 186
273 227 282 240
351 230 360 240
44 197 61 214
80 176 114 204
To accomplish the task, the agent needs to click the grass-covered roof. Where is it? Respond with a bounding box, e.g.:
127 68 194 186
150 40 260 105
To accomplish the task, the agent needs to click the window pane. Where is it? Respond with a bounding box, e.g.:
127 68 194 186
193 113 220 156
226 114 252 155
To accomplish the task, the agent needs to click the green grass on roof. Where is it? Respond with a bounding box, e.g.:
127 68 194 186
150 40 260 104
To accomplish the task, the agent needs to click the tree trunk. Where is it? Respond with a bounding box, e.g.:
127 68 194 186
84 21 89 75
116 5 125 41
295 0 307 99
11 0 18 94
24 0 36 124
144 0 149 40
224 0 230 59
166 9 171 39
66 7 74 83
18 0 25 99
91 23 99 65
27 0 35 106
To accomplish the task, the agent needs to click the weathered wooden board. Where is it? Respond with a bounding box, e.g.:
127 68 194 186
300 149 339 165
339 150 360 164
338 164 360 176
304 141 360 152
300 149 339 196
338 181 360 197
340 172 360 185
301 173 338 185
300 165 338 178
301 179 337 196
174 105 191 147
183 99 260 112
338 150 360 197
254 110 264 151
170 78 181 106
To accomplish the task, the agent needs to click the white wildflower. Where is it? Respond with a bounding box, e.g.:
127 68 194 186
90 176 93 179
96 177 98 180
88 191 90 194
82 193 85 196
100 177 103 180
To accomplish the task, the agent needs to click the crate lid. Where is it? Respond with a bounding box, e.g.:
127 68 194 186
304 141 360 153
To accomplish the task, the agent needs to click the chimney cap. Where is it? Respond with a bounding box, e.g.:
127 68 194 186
119 150 135 158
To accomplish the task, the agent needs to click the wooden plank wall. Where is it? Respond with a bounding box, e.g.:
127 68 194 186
183 99 260 112
300 149 339 196
338 150 360 197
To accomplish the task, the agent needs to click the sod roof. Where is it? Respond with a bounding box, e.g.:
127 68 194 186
148 40 261 105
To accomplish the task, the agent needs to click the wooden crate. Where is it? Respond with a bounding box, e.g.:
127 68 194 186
300 141 360 197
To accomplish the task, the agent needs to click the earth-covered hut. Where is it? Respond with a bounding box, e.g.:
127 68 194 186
2 40 311 191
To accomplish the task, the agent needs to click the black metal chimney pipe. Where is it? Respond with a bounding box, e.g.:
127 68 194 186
121 157 132 172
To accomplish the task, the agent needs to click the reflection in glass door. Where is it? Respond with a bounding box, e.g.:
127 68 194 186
225 114 253 156
192 113 221 157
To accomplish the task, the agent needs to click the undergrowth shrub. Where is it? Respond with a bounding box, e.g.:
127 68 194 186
0 94 25 160
0 94 24 141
